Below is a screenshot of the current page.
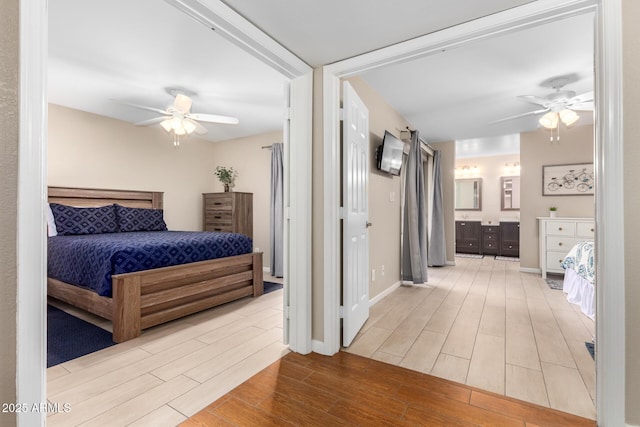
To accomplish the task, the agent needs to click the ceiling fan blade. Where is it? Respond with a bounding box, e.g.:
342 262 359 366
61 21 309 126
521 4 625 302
174 94 193 112
570 101 594 111
134 116 169 126
113 100 169 115
489 108 549 125
185 118 208 135
517 95 549 107
189 113 239 125
569 91 594 105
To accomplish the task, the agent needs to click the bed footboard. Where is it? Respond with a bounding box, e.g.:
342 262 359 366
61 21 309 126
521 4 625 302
50 252 264 343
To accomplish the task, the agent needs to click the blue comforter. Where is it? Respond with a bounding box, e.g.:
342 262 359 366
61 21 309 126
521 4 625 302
48 231 253 297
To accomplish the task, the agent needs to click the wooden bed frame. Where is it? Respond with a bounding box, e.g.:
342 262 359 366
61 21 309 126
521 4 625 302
47 186 263 342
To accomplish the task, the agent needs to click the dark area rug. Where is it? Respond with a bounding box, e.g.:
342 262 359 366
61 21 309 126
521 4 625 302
264 281 283 294
585 342 595 360
48 305 115 367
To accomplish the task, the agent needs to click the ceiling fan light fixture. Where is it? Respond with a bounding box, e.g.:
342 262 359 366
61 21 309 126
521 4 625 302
160 119 173 133
538 111 558 129
559 108 579 126
182 119 197 135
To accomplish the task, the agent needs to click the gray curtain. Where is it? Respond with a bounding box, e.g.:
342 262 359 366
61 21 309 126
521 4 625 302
269 143 284 277
429 150 446 266
402 131 428 284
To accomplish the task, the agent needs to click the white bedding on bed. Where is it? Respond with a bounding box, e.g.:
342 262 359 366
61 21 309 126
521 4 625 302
563 267 595 320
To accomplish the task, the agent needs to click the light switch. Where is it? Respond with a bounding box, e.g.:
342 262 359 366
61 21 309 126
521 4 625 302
390 191 395 202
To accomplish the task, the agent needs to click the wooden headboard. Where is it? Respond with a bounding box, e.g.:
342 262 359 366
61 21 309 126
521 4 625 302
48 187 163 209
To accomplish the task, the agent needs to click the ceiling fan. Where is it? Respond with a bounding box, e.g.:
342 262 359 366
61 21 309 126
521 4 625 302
121 88 239 145
491 77 593 130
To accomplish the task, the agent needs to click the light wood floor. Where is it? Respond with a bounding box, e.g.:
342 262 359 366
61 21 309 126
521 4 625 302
184 350 595 427
46 274 286 427
345 256 596 420
47 259 596 425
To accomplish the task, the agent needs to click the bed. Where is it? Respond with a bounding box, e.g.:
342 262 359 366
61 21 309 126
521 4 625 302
561 241 595 320
47 186 263 342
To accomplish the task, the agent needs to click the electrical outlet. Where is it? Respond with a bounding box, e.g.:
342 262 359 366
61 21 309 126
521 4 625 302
253 247 260 252
390 191 395 202
381 265 385 276
371 269 376 281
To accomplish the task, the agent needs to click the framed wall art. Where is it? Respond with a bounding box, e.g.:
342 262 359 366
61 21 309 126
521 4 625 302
542 163 594 196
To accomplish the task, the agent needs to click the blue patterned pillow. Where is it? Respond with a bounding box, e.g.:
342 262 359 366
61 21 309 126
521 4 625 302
115 204 167 232
50 203 118 235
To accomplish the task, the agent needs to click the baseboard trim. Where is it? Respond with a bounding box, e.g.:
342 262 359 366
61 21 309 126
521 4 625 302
446 260 456 266
370 281 401 306
311 339 335 356
519 267 541 274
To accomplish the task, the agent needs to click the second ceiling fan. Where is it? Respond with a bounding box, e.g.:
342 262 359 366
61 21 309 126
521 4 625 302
492 76 593 130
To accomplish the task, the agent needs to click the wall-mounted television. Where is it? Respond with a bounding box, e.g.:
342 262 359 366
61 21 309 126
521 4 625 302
376 130 404 176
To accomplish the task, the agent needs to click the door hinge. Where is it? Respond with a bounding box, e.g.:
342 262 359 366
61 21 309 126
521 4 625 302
284 305 290 319
339 305 345 318
284 206 291 220
284 107 291 120
338 206 344 219
339 108 344 121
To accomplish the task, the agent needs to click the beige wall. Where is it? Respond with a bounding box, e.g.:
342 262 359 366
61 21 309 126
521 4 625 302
344 76 412 299
623 0 640 423
520 125 594 270
48 104 277 266
0 0 18 425
208 131 282 269
48 104 217 231
454 154 521 224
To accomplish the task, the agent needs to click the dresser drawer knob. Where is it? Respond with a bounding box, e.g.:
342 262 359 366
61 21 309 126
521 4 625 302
559 242 563 246
558 227 563 231
509 245 513 249
590 228 594 232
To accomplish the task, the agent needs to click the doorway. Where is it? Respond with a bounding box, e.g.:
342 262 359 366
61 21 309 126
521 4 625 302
320 2 625 426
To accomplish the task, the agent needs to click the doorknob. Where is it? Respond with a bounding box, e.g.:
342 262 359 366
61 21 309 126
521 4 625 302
366 221 373 228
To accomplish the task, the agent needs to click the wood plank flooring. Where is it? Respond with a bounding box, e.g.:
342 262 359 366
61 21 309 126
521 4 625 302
183 350 595 427
46 275 286 426
345 256 596 420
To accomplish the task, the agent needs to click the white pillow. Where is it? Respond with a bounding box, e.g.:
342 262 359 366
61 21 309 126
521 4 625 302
47 203 58 237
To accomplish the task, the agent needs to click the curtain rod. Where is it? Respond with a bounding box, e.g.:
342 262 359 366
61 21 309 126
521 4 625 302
261 144 272 149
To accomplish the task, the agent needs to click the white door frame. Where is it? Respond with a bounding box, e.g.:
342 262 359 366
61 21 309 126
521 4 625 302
320 1 625 425
17 1 313 424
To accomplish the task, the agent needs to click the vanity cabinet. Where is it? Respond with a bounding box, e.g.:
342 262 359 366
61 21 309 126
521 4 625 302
482 225 500 255
499 221 520 257
538 217 594 278
455 221 481 254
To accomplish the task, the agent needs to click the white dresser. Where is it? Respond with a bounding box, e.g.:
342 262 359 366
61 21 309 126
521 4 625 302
538 217 595 278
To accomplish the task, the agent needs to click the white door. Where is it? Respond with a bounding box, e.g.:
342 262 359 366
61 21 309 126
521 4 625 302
342 81 370 347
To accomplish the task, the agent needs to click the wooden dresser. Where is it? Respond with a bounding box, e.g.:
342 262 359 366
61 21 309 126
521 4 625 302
538 217 594 278
203 192 253 238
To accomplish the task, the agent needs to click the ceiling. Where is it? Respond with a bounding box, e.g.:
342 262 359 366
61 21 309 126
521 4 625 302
49 0 594 148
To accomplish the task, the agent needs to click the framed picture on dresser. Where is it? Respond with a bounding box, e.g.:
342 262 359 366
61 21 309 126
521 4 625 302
542 163 594 196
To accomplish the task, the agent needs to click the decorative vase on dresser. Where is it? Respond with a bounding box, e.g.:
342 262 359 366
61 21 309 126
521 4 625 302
538 217 595 278
203 192 253 238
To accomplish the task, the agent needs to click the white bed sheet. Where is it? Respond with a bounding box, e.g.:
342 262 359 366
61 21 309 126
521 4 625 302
563 268 595 320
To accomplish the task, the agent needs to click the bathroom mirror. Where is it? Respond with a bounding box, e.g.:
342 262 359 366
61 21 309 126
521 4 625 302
455 178 482 210
501 176 520 210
